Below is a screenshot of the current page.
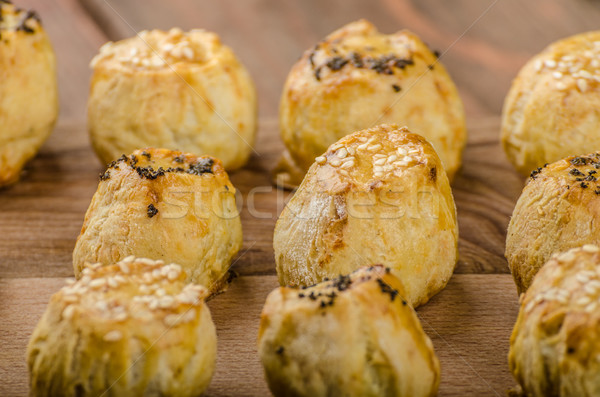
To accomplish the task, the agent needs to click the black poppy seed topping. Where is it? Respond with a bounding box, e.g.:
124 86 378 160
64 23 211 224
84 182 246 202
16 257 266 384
333 274 352 292
376 278 399 302
570 168 585 176
276 346 284 355
309 49 415 81
433 50 441 58
430 166 437 182
101 153 214 181
173 155 185 163
571 157 588 166
187 158 214 175
147 203 158 218
392 84 401 92
564 154 600 191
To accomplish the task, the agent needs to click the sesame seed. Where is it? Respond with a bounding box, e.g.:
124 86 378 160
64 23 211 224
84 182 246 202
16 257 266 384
552 71 563 79
585 302 598 313
373 165 384 172
113 312 127 322
393 161 409 167
122 256 135 264
577 79 588 92
589 280 600 290
368 144 382 151
524 300 536 313
576 296 592 306
103 330 123 342
152 269 162 279
182 47 194 60
347 147 356 156
397 147 408 156
167 270 179 281
579 70 593 79
356 143 369 151
585 283 599 295
62 305 75 320
119 262 130 274
95 301 108 312
403 156 413 162
582 245 600 253
155 288 166 297
89 278 106 288
163 43 175 52
329 159 341 167
374 158 386 165
159 296 175 308
164 314 181 326
557 252 575 262
315 156 326 164
139 285 150 294
556 82 567 90
533 60 543 71
374 172 384 178
577 273 591 284
63 295 78 303
137 258 158 266
387 154 398 163
330 143 343 151
545 59 557 68
338 170 349 176
114 275 126 284
336 148 348 158
107 277 118 288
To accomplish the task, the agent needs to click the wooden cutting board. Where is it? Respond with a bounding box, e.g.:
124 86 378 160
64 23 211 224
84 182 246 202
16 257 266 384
0 118 525 396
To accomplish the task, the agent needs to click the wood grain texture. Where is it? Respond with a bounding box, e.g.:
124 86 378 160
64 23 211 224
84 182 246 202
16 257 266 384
16 0 107 121
0 274 520 397
79 0 600 119
0 118 518 279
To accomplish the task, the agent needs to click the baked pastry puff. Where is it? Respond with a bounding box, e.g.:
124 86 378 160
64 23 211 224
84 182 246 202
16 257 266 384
501 31 600 175
88 28 257 170
0 2 58 186
273 124 458 308
509 245 600 397
506 152 600 294
27 257 216 397
276 19 466 187
73 148 242 293
258 265 440 397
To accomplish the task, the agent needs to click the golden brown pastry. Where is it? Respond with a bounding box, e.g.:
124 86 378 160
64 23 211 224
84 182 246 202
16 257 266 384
501 31 600 175
88 28 257 170
276 19 466 187
506 152 600 294
73 148 242 293
273 124 458 307
258 265 440 397
27 257 216 397
509 245 600 397
0 2 58 186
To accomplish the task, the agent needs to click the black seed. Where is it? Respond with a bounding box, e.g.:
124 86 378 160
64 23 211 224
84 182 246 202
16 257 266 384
147 204 159 218
392 84 401 92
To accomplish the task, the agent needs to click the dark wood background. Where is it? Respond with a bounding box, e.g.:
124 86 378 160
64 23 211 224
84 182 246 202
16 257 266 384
2 0 600 395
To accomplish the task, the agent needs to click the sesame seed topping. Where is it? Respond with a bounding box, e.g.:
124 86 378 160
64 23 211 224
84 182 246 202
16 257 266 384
583 244 600 253
315 156 326 164
329 159 341 167
103 330 123 342
62 305 75 320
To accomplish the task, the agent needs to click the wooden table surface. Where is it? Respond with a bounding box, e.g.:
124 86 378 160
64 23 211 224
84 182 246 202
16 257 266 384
2 1 600 396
